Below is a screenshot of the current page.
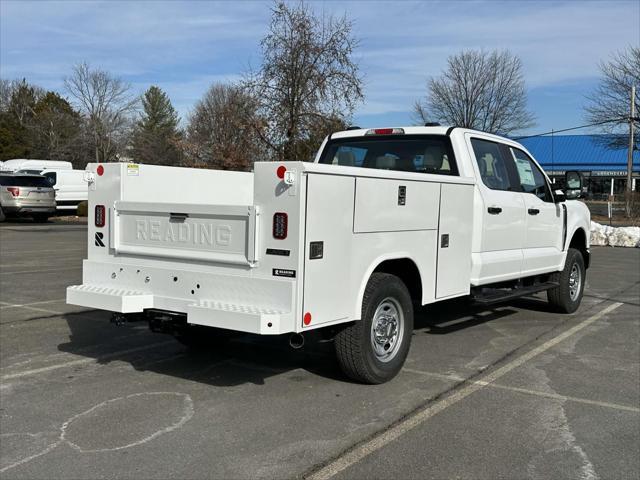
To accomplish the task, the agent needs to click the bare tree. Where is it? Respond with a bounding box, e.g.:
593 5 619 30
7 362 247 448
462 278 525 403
244 0 363 161
64 62 137 162
413 50 535 135
184 83 265 171
585 46 639 149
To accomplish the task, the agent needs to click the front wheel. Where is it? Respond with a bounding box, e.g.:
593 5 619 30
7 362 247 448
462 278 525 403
547 248 585 313
335 273 413 384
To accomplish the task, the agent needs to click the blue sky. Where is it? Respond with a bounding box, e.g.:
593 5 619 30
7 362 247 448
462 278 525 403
1 0 638 136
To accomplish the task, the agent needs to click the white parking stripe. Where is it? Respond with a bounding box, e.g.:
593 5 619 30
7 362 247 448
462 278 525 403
0 299 67 310
1 340 176 380
0 248 84 255
404 369 640 413
307 302 624 480
0 266 82 275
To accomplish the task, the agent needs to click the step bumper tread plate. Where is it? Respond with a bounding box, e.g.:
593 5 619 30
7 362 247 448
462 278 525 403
67 284 154 313
187 300 287 335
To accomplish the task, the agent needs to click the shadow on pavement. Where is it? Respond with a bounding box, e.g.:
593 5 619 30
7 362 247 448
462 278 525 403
57 294 551 387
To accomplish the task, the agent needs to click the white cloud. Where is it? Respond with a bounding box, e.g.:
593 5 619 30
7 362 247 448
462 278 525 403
1 0 638 125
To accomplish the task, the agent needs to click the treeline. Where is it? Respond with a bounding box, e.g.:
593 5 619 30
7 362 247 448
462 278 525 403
2 0 636 171
0 1 362 171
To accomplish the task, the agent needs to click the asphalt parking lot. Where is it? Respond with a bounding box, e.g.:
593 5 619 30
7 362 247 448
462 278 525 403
1 223 638 480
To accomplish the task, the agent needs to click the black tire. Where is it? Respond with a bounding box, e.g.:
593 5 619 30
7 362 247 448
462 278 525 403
32 214 49 223
0 206 5 223
335 273 414 384
175 325 236 350
547 248 585 314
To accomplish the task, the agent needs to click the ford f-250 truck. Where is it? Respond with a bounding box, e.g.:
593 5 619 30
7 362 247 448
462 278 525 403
67 126 590 384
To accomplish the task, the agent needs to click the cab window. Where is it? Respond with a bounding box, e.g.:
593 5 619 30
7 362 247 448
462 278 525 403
320 136 458 175
44 172 57 186
511 148 552 202
470 138 513 191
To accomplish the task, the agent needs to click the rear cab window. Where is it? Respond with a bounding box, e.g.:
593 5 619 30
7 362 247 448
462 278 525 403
0 175 52 188
318 135 458 176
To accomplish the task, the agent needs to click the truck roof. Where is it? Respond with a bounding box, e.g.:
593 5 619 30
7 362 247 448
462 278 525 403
330 126 452 139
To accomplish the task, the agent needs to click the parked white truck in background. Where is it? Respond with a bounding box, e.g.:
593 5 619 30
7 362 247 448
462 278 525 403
67 126 590 384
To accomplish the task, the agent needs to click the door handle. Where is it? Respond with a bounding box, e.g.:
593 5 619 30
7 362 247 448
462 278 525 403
528 208 540 215
487 206 502 215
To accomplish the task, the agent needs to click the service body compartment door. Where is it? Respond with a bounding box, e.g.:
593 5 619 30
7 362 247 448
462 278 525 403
436 183 474 298
303 174 354 327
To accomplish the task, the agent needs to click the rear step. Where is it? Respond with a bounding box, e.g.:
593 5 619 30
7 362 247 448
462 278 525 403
472 281 559 306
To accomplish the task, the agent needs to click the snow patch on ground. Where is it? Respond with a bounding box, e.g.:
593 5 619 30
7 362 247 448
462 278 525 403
590 221 640 247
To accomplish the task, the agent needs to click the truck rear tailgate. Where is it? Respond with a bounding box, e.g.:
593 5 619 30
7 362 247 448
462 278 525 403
111 201 259 266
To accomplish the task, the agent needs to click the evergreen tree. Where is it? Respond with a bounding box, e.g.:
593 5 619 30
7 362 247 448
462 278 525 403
132 86 182 165
0 79 41 160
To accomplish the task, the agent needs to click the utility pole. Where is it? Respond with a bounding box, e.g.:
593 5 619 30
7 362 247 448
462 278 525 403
628 84 636 192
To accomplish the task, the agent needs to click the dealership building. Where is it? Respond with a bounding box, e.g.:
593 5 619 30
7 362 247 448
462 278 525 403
519 135 640 197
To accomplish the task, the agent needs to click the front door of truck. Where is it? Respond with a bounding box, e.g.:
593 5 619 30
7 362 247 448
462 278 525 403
467 136 526 284
510 147 563 275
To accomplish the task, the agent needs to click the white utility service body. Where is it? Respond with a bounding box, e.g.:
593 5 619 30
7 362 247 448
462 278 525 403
67 127 590 383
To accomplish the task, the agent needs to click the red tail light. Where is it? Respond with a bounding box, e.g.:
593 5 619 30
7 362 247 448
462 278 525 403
7 187 20 197
95 205 106 227
273 212 288 239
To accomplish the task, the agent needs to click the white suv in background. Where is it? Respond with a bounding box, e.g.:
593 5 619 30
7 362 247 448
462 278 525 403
0 173 56 222
16 169 88 212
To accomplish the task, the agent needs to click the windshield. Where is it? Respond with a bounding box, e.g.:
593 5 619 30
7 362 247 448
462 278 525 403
318 135 458 176
0 175 52 187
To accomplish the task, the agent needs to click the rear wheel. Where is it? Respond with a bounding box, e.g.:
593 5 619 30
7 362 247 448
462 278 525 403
335 273 413 384
547 248 585 313
32 214 49 223
0 206 5 222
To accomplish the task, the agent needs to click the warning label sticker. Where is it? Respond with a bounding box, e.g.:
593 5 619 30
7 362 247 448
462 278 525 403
127 164 139 176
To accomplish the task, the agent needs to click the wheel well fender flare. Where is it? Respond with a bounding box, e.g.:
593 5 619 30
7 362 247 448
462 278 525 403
355 254 423 318
566 227 590 269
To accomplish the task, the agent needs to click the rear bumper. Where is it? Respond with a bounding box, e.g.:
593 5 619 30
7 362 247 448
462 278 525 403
2 205 56 214
66 260 296 335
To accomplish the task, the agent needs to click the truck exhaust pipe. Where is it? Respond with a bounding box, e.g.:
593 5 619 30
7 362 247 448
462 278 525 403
289 333 305 349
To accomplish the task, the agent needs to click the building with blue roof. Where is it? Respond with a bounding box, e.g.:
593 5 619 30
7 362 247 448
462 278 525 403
519 134 639 196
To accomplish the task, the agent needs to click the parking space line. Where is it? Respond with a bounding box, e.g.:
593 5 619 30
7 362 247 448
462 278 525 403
404 369 640 413
0 248 85 256
307 301 624 480
0 301 64 316
0 299 67 310
1 340 176 381
0 266 82 275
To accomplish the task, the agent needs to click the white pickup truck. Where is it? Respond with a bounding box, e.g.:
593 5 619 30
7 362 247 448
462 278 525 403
67 126 590 384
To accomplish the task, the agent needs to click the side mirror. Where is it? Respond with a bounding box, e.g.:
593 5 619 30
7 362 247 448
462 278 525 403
553 189 566 203
565 171 582 199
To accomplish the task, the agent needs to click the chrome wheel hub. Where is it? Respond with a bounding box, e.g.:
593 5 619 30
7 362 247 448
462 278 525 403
371 298 404 362
569 263 582 301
